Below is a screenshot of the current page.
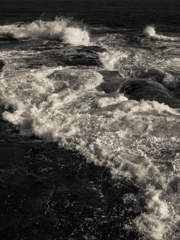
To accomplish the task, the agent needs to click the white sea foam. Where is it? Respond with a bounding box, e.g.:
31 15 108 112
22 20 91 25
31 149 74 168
0 18 90 46
1 66 180 239
1 22 180 239
143 26 156 37
144 26 179 41
99 50 128 70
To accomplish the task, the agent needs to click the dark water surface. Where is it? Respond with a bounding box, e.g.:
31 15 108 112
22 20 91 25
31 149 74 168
1 0 180 30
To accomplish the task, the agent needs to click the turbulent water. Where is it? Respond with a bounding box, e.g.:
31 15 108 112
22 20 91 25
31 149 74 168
1 1 180 239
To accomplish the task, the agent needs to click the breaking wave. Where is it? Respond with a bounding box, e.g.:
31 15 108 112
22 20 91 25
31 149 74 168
0 18 90 46
143 26 180 41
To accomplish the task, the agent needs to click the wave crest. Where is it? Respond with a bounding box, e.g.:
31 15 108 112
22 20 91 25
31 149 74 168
143 25 179 42
12 18 90 46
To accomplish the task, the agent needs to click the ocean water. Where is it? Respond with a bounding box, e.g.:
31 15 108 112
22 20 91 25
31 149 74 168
1 0 180 239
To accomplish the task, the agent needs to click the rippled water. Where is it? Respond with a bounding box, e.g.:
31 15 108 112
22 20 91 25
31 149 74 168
1 1 180 239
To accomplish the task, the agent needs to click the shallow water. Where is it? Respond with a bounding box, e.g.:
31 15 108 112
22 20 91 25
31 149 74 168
1 1 180 239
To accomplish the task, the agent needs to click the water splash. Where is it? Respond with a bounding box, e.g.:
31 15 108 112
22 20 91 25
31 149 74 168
144 26 156 37
0 18 90 46
144 25 180 41
99 50 128 70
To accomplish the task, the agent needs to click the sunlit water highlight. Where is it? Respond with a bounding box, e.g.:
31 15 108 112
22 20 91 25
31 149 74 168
1 17 180 240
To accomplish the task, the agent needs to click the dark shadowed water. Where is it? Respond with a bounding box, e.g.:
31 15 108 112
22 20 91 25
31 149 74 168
1 0 180 31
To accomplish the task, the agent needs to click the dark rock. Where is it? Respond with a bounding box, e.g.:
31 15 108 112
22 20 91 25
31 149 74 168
137 69 180 93
97 70 123 93
121 79 169 95
173 86 180 99
97 81 121 93
120 78 180 108
0 60 4 71
0 33 18 41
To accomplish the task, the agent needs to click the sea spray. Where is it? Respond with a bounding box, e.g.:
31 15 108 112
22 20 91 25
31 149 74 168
99 49 128 71
144 25 180 42
1 18 90 46
143 26 156 38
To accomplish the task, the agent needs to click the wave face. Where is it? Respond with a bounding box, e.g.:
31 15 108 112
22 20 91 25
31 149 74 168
1 4 180 239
